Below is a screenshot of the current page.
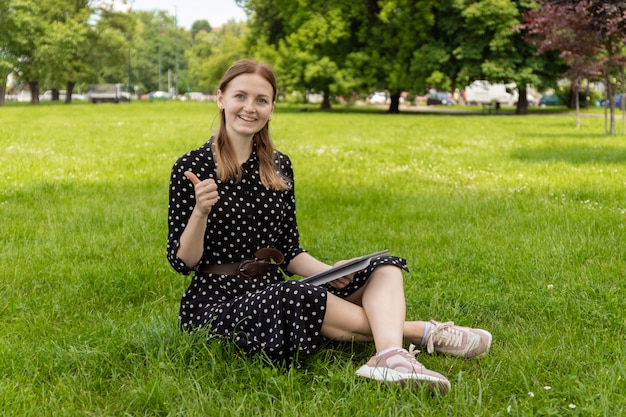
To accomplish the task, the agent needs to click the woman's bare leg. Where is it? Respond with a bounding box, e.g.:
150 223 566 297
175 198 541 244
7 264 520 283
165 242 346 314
321 265 425 352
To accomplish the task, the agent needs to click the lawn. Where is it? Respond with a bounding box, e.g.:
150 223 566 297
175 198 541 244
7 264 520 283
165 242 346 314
1 101 625 416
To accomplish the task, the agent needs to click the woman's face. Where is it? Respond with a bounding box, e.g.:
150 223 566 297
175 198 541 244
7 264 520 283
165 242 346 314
218 73 275 141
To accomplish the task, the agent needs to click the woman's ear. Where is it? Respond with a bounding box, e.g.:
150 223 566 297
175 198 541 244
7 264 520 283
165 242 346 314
217 89 224 110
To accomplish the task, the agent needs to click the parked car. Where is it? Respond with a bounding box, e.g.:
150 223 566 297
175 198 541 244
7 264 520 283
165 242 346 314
603 94 624 109
368 91 389 104
147 91 170 101
426 92 453 105
306 93 324 104
539 93 562 106
183 92 206 101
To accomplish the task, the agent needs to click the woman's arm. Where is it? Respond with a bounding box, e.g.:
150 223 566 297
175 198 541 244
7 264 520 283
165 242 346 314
285 252 332 277
287 252 360 289
176 171 219 269
176 208 209 268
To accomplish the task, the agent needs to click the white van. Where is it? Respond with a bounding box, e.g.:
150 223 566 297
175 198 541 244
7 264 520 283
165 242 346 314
86 84 131 104
464 80 518 106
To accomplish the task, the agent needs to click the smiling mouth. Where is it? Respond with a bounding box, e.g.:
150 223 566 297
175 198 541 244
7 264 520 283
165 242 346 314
238 115 256 122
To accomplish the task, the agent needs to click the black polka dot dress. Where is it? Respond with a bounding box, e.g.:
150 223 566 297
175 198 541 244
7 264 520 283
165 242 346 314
167 138 408 366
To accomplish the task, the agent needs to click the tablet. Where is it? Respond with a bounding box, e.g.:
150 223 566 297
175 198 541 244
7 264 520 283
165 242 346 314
300 250 390 286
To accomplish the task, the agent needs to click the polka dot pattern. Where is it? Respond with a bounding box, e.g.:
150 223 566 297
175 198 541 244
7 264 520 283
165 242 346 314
167 137 408 366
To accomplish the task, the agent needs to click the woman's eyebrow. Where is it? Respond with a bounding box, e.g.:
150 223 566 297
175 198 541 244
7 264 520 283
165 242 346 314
231 89 271 98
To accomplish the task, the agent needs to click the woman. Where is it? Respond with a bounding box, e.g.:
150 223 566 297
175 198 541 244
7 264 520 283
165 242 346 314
167 59 491 394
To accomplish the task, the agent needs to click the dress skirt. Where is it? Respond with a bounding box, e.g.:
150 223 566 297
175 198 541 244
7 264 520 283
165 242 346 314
179 256 408 366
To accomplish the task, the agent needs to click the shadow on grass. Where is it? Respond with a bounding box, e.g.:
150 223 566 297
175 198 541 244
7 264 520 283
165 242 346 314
275 104 601 119
511 144 626 164
276 103 521 116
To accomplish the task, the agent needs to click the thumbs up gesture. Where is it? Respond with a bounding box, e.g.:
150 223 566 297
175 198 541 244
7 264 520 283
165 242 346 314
184 171 219 215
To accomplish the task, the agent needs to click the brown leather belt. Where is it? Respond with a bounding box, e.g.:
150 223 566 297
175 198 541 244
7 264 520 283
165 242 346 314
197 248 284 278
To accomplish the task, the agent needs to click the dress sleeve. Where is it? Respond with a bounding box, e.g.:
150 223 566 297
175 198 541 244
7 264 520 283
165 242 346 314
166 154 197 275
275 154 306 273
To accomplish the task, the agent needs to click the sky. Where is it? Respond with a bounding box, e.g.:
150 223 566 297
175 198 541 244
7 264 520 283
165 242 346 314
125 0 248 29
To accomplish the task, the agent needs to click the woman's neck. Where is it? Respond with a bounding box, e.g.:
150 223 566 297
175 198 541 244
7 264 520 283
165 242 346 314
224 133 254 165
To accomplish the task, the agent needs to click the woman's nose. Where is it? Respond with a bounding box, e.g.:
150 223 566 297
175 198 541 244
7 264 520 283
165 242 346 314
243 99 255 112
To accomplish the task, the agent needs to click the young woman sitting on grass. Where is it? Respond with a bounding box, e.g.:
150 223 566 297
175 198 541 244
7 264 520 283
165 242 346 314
166 59 492 395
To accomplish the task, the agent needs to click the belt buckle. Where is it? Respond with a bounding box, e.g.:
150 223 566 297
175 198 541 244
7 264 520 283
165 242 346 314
238 259 256 278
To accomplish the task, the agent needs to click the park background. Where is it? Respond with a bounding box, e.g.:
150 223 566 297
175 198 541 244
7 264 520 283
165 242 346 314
2 0 626 416
2 1 626 129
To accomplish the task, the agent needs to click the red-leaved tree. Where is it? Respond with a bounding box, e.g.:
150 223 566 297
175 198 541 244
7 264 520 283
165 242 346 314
523 0 626 133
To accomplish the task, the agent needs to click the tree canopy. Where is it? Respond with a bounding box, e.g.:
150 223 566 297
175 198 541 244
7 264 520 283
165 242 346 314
2 0 625 130
523 0 626 133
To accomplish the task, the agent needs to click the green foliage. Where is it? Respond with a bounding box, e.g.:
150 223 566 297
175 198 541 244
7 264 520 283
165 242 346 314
187 21 247 94
0 0 18 93
425 70 452 92
0 0 618 117
247 0 367 108
7 0 46 87
1 102 625 415
190 19 212 41
129 10 191 94
38 1 93 92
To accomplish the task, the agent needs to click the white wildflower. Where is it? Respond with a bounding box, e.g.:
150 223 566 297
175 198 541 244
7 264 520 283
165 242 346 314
569 403 576 409
544 386 552 390
528 392 535 397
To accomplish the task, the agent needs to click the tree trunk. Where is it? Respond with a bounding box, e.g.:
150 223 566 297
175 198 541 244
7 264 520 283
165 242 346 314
320 87 331 111
388 92 400 114
29 81 40 105
516 86 529 115
52 89 60 101
574 84 580 129
0 84 6 107
619 67 626 136
608 72 615 135
65 81 75 104
568 88 577 109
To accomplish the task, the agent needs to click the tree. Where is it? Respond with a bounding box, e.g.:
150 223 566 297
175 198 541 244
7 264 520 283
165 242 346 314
523 0 626 134
523 1 603 127
272 1 361 110
584 0 626 135
0 0 18 106
241 0 363 110
242 0 439 112
127 10 189 94
190 19 211 41
9 0 47 104
2 0 137 105
88 4 138 88
352 0 437 113
38 0 94 104
428 0 562 115
186 21 246 94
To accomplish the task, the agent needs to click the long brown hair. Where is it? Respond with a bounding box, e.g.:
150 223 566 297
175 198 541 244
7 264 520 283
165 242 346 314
214 59 290 191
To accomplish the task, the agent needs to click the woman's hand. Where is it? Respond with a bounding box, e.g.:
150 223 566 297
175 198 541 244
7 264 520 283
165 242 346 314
184 171 219 215
328 259 358 289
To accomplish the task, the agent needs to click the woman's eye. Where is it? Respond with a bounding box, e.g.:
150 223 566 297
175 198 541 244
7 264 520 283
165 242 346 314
257 98 268 104
234 94 245 100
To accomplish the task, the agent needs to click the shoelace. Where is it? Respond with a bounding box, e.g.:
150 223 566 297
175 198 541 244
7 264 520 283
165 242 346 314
425 321 463 354
405 344 427 370
407 343 421 356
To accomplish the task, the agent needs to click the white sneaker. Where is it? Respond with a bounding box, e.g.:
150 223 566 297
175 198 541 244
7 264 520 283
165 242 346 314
356 345 450 395
425 320 492 359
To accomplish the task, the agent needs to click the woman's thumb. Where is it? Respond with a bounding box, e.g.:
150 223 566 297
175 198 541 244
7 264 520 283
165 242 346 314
184 171 200 185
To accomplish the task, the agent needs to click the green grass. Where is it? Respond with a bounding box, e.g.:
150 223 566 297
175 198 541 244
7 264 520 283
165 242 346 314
1 101 625 416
